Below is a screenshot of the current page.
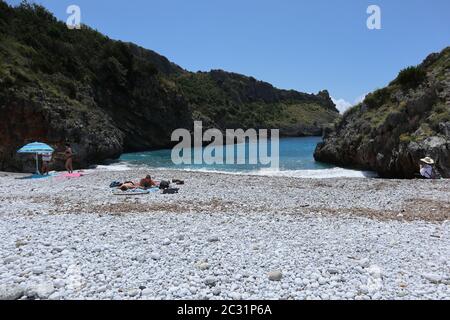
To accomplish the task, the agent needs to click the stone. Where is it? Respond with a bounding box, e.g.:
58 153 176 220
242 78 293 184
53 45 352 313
53 279 65 289
3 256 20 264
136 256 147 263
92 246 103 253
142 288 153 296
196 262 210 271
327 268 340 274
359 285 369 294
32 267 45 275
207 236 220 243
229 292 241 300
422 273 441 284
48 291 63 300
97 285 108 293
268 271 283 281
0 284 24 300
367 265 382 278
189 287 198 294
357 258 370 268
150 252 161 261
204 277 216 286
52 247 65 253
32 282 55 299
128 289 140 297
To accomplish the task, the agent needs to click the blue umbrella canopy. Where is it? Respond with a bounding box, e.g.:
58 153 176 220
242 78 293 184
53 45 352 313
18 142 54 154
17 142 54 175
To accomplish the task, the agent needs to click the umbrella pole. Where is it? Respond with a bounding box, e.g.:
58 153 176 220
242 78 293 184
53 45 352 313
35 153 40 175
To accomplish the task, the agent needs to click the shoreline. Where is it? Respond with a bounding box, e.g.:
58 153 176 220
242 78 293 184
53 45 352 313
0 168 448 300
93 161 379 179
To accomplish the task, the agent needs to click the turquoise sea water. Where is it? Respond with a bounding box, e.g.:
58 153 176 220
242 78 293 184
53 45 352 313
120 137 329 171
114 137 375 178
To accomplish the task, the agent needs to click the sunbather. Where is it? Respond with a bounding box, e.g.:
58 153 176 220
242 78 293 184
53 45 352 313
119 175 157 191
119 181 138 191
140 175 157 188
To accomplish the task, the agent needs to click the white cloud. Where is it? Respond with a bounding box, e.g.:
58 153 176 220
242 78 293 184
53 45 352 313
332 97 353 114
332 94 368 114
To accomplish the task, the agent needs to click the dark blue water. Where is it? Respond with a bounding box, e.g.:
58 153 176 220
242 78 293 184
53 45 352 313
119 137 333 172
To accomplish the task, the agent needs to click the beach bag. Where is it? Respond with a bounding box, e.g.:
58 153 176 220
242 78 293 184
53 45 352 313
110 181 122 188
163 188 179 195
159 180 170 190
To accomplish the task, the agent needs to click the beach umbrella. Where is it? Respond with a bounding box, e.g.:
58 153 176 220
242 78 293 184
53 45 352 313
17 142 54 175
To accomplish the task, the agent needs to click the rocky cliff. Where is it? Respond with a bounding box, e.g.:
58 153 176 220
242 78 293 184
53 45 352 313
315 47 450 178
0 1 338 172
174 70 337 135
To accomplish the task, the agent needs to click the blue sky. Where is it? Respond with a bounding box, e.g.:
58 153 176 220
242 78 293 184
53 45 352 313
6 0 450 112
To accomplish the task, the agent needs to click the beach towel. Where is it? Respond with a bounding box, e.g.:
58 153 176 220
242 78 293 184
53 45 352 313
113 189 151 196
59 173 84 179
17 173 59 180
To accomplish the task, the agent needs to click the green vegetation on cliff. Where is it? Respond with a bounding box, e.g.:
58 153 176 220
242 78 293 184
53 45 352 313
175 70 337 132
315 47 450 178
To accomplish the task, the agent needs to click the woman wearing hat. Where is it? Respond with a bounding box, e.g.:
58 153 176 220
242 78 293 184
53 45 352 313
419 156 436 179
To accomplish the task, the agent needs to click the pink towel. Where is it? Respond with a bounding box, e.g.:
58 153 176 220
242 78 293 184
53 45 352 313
57 172 84 179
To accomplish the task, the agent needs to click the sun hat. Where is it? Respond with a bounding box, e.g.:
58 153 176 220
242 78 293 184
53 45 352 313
420 156 435 165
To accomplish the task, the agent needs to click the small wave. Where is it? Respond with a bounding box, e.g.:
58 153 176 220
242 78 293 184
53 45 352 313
91 163 139 171
250 167 378 178
177 167 377 178
96 161 377 179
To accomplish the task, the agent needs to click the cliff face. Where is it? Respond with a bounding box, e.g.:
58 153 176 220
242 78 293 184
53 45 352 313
315 47 450 178
175 70 338 135
0 94 124 172
0 2 338 172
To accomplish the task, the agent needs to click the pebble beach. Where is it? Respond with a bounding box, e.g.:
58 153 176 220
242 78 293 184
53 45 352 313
0 169 449 300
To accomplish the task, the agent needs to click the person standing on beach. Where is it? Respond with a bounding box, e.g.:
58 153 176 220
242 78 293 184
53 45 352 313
41 152 53 175
64 143 74 174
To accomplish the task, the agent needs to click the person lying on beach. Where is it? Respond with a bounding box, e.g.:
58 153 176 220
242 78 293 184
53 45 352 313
119 175 157 191
140 175 157 188
119 181 139 191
